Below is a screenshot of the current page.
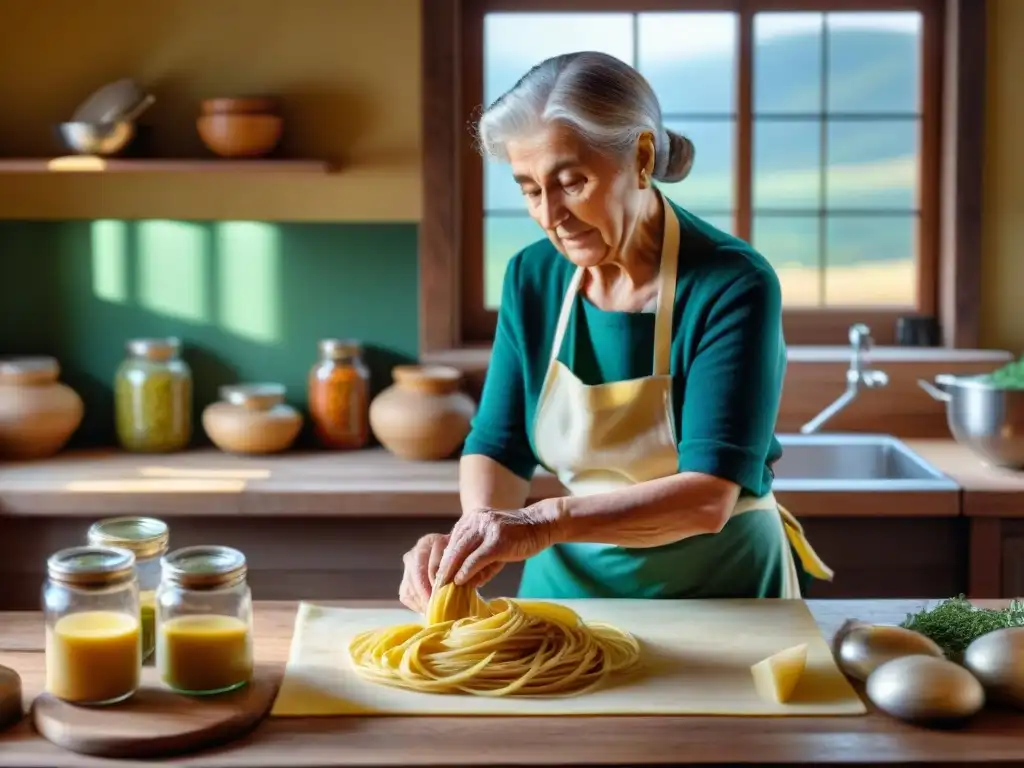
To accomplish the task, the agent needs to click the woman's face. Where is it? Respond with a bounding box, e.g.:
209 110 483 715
505 122 650 268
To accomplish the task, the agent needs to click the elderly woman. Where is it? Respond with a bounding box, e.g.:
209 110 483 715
400 51 833 609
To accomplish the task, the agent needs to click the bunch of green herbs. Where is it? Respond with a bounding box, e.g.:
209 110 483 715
985 355 1024 389
899 595 1024 661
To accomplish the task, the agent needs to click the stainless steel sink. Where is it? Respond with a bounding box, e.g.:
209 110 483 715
773 433 958 491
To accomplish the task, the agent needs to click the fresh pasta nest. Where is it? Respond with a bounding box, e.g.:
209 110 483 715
347 582 641 697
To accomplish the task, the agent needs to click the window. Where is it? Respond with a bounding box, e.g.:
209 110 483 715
420 0 984 357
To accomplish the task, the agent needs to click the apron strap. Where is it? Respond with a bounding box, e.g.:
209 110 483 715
546 267 585 369
734 494 835 584
545 191 682 375
777 503 835 582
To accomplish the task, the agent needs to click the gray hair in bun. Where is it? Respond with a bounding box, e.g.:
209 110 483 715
475 51 695 184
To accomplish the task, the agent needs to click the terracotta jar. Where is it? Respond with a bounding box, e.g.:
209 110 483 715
369 365 476 461
202 384 302 455
0 356 84 460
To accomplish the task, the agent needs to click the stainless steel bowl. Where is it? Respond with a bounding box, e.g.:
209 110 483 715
919 373 1024 469
55 121 136 156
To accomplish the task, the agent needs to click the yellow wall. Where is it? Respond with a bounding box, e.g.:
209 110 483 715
0 0 421 221
982 0 1024 353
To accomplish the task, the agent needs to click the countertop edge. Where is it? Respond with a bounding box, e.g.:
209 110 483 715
0 441 1020 518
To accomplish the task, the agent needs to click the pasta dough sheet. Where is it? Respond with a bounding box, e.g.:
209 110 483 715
271 599 866 717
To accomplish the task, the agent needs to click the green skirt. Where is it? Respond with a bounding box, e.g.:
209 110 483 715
517 507 813 599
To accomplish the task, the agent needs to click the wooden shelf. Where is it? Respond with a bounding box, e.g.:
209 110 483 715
0 157 335 173
0 448 563 518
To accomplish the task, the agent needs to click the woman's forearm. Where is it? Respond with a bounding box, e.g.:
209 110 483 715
548 472 741 548
460 454 532 513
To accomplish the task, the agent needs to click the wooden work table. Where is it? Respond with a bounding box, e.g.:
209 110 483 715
2 599 1024 767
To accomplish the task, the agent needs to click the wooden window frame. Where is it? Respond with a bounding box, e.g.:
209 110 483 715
419 0 985 362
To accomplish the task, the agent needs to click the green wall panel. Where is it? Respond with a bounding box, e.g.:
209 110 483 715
0 220 419 448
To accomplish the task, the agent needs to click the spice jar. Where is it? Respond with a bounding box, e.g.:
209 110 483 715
0 356 84 459
87 517 169 664
308 339 370 450
201 383 302 454
114 337 192 453
156 545 254 695
43 546 142 706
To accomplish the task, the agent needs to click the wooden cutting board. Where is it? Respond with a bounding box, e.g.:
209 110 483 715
33 664 278 758
271 599 867 717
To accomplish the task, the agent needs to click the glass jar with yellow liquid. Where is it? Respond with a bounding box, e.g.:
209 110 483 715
43 546 142 705
156 545 254 695
87 516 169 664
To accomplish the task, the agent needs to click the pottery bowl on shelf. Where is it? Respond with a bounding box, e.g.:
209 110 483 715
200 97 280 116
197 113 283 158
202 383 302 455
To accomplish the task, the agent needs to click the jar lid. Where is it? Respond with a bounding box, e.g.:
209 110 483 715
0 356 59 384
126 337 181 361
220 383 285 411
47 545 136 587
161 545 247 590
88 516 170 559
392 365 462 394
318 339 362 360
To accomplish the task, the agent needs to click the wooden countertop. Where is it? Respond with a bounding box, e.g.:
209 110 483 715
2 599 1024 767
906 439 1024 516
0 448 565 517
0 439 1021 519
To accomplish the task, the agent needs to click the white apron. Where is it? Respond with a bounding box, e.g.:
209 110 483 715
530 194 832 599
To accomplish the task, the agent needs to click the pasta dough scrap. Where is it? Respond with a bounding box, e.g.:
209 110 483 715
347 582 641 697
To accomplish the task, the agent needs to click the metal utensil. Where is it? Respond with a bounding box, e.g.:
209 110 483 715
963 627 1024 708
866 654 985 726
72 78 149 123
55 93 155 157
918 373 1024 469
55 121 136 156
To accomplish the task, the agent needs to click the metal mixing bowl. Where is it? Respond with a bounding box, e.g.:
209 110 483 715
55 121 136 156
919 373 1024 469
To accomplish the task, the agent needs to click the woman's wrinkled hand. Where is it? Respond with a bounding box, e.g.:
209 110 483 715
398 532 450 612
434 501 563 590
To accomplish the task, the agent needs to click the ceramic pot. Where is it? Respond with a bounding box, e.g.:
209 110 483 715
369 365 476 461
202 383 302 455
0 357 84 460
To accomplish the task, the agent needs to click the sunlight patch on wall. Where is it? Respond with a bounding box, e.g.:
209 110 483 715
90 220 128 303
215 222 282 345
137 220 209 323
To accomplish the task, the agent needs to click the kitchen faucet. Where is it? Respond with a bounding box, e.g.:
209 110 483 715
799 323 889 434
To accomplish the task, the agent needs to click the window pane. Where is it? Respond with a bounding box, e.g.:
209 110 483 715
483 13 633 105
659 120 733 212
827 119 919 210
638 13 736 115
827 12 922 114
691 213 735 235
754 13 823 114
753 215 821 307
754 121 821 210
825 215 915 306
485 159 527 212
484 215 545 309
